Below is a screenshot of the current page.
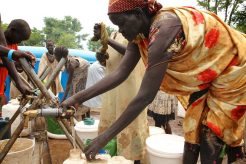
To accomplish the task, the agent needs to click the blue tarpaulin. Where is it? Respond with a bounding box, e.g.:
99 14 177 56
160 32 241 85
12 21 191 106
5 46 96 101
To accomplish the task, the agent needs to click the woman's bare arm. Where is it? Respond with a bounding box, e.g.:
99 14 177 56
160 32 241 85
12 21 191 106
61 42 141 107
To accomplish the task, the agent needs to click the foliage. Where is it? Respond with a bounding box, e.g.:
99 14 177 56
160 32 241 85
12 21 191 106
1 16 90 48
22 28 45 46
232 3 246 33
197 0 246 33
1 23 8 31
87 26 117 52
43 16 88 49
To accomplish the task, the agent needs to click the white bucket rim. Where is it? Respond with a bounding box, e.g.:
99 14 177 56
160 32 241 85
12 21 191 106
147 146 183 158
0 138 35 155
74 120 99 132
146 134 184 158
149 126 165 136
74 126 98 132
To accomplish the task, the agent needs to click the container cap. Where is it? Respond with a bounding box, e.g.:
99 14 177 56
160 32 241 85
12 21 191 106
146 134 184 157
69 149 82 159
74 119 99 132
83 118 95 125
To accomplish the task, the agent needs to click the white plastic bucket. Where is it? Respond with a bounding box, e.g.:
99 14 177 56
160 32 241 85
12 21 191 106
177 101 186 118
149 126 165 136
146 134 184 164
0 138 35 164
74 119 99 141
2 100 31 136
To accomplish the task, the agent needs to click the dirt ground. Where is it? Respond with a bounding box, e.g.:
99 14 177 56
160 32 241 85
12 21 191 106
48 139 72 164
148 115 184 136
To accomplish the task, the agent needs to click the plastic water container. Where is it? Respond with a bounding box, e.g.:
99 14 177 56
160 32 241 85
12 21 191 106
146 134 184 164
0 117 11 139
108 156 134 164
2 99 31 136
149 126 165 136
74 119 99 141
63 149 87 164
81 154 133 164
81 153 111 163
0 138 35 164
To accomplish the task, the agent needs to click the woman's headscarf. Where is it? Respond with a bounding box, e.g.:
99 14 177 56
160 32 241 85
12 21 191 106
108 0 162 14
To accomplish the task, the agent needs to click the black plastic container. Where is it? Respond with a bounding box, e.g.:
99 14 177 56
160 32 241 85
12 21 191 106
0 117 11 140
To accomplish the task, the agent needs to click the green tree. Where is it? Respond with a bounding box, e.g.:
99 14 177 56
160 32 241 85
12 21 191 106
197 0 246 33
232 3 246 33
22 28 45 46
43 16 88 49
1 23 8 31
87 26 116 52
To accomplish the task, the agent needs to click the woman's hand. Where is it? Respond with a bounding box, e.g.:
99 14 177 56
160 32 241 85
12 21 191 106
91 23 101 41
60 96 76 111
12 50 36 63
16 81 34 97
84 134 109 160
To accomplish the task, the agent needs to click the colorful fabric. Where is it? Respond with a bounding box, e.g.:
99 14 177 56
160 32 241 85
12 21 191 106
0 44 18 95
136 7 246 146
38 53 63 95
148 90 177 115
67 56 89 96
98 32 148 161
7 44 18 50
108 0 162 14
0 67 8 95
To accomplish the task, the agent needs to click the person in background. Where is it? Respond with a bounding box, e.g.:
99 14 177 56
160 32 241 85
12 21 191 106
1 19 35 101
54 47 90 120
147 90 178 134
83 52 108 114
38 40 63 96
89 23 148 164
61 0 246 163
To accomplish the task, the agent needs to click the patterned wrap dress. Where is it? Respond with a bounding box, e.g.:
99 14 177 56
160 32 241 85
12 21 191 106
66 56 90 97
135 7 246 147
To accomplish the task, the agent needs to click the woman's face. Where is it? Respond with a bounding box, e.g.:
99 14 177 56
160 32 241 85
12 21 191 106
109 12 143 41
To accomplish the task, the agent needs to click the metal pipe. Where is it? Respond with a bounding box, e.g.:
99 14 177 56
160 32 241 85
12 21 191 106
30 58 66 108
56 119 80 148
38 65 48 79
19 73 33 90
0 100 28 139
19 58 52 101
61 118 85 152
45 57 66 89
37 107 62 117
40 67 52 81
0 119 25 163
